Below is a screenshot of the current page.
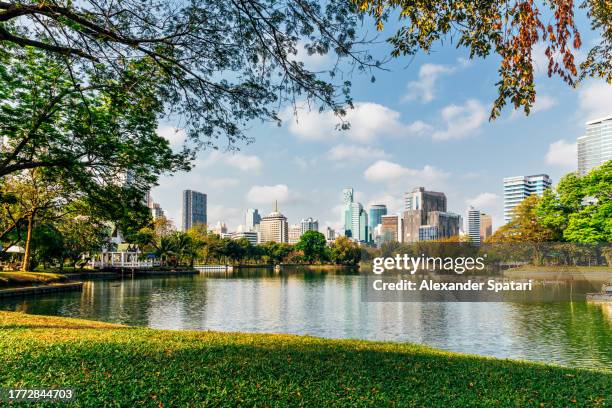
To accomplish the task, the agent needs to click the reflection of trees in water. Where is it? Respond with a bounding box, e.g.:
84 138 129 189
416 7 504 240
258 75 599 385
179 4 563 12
508 301 611 369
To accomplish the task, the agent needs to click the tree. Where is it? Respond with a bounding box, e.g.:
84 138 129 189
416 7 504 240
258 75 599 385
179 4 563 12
0 0 374 151
295 231 327 263
329 236 361 265
354 0 609 118
489 195 559 243
57 216 111 269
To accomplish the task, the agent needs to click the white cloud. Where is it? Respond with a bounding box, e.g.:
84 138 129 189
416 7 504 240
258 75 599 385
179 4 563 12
246 184 297 204
363 160 449 186
199 151 262 172
545 140 577 168
208 204 242 230
577 81 612 122
283 102 431 143
157 126 187 151
532 94 558 112
466 192 500 210
366 194 403 214
204 177 240 189
432 99 488 140
327 144 389 161
403 63 455 103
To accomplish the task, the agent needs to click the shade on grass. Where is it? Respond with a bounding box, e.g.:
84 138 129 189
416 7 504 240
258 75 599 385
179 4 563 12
0 312 609 407
0 272 67 288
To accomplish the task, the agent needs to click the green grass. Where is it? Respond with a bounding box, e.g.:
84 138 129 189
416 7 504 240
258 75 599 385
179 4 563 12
0 272 68 288
0 312 609 407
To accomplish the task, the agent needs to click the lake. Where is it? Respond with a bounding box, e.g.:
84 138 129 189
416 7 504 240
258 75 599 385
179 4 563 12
1 268 610 370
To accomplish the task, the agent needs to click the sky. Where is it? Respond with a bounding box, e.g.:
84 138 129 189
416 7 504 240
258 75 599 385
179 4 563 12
152 10 612 234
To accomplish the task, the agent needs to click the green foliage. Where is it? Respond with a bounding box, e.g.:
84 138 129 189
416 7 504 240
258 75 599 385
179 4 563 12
295 231 328 263
329 236 361 265
0 311 609 406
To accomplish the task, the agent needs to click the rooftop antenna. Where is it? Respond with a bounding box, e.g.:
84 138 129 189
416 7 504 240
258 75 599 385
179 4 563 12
274 200 278 212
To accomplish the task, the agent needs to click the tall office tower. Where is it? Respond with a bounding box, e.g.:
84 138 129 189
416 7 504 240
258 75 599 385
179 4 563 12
245 208 261 232
325 227 336 241
181 190 207 231
480 213 493 242
577 115 612 175
467 206 481 245
503 174 551 223
288 224 303 244
259 202 289 243
300 217 319 234
150 203 165 220
349 202 368 242
402 187 458 242
368 204 387 239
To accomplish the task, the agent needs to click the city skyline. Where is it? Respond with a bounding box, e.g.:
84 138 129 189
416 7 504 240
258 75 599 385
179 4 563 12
151 19 609 232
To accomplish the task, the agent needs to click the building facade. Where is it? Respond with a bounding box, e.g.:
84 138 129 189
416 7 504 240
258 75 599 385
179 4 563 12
325 227 336 241
231 231 258 246
503 174 551 223
467 206 481 245
577 115 612 175
245 209 261 232
300 217 319 234
380 214 401 243
288 224 302 244
259 204 289 243
402 187 459 242
342 188 368 242
181 190 207 231
368 204 387 241
480 213 493 242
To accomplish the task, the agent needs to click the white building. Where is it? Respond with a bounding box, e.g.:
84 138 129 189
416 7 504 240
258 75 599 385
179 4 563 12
245 208 261 232
259 203 288 243
288 224 302 244
232 230 258 246
300 217 319 234
578 115 612 175
503 174 552 223
467 206 481 245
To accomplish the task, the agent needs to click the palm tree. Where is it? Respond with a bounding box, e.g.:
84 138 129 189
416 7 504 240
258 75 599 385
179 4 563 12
155 236 176 267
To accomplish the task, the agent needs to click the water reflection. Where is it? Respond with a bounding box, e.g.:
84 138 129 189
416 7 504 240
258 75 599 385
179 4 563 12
1 269 609 370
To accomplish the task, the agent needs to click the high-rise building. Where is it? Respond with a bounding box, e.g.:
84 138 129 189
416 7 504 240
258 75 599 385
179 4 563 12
300 217 319 234
368 204 387 241
577 115 612 175
181 190 207 231
288 224 302 244
259 202 288 243
231 231 258 246
245 208 261 232
402 187 459 242
380 214 402 243
150 203 165 220
325 227 336 241
467 206 481 245
480 213 493 242
503 174 551 223
341 188 368 242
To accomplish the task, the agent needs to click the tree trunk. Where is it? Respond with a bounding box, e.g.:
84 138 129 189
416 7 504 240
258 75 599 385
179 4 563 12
21 213 34 271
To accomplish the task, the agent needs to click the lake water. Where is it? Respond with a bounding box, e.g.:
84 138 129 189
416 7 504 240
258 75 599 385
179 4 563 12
1 268 610 370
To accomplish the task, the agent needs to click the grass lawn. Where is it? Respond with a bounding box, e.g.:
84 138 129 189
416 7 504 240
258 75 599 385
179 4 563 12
0 312 609 407
0 272 68 288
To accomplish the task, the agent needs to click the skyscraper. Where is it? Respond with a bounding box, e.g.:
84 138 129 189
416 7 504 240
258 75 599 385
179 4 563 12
578 115 612 175
368 204 387 240
259 202 289 243
467 206 481 245
380 214 402 243
503 174 551 223
245 208 261 232
181 190 207 231
300 217 319 234
341 188 368 242
288 224 302 244
480 213 493 242
402 187 459 242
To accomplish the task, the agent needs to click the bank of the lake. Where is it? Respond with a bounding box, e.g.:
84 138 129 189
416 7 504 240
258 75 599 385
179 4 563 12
0 311 609 407
504 266 612 280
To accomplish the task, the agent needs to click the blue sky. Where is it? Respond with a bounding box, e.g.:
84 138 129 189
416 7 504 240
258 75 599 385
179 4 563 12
152 12 611 233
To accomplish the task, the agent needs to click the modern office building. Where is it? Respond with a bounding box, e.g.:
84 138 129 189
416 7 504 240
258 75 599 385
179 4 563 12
259 202 289 243
342 188 368 242
300 217 319 234
380 214 402 243
231 231 258 246
368 204 387 240
288 224 302 244
402 187 459 242
181 190 207 231
480 213 493 242
467 206 481 245
503 174 551 223
150 203 165 220
577 115 612 175
245 209 261 232
325 227 336 242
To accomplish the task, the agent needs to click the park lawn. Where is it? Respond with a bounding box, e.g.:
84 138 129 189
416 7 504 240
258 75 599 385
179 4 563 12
0 272 68 288
0 312 609 407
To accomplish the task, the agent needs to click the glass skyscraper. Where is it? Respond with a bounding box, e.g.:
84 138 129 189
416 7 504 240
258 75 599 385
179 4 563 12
577 115 612 175
182 190 207 231
503 174 551 223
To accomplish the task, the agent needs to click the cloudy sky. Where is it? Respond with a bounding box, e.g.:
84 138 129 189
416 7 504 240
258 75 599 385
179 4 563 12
152 11 611 233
